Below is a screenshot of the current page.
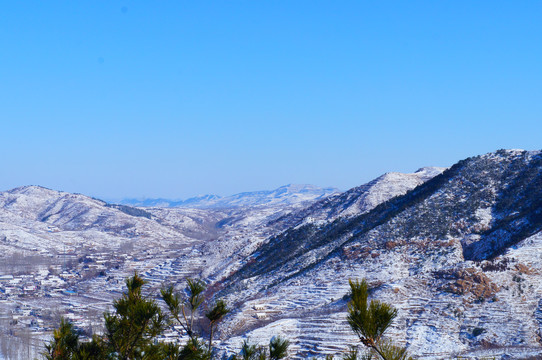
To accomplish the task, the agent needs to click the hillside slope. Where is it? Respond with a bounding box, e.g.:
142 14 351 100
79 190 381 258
218 150 542 359
270 167 446 229
0 186 192 253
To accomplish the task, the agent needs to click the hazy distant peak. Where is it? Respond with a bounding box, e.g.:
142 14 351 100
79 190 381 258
275 184 338 192
120 184 340 209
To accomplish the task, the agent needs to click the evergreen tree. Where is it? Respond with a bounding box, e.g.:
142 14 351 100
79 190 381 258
43 318 106 359
161 278 206 341
268 336 289 360
43 274 166 360
205 299 230 353
239 340 260 360
44 274 287 360
160 278 231 357
231 337 289 360
43 318 79 360
345 279 411 360
103 273 166 359
161 278 213 359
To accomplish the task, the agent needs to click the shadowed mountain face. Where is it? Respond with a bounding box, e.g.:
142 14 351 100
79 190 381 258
227 149 542 288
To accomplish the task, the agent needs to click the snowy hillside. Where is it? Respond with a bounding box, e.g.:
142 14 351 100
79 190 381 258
0 185 329 357
217 149 542 359
271 167 446 229
0 186 195 255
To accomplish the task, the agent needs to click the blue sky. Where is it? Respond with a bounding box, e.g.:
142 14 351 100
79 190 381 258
1 1 541 199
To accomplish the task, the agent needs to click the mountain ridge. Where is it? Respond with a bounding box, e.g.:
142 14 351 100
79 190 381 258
269 166 446 229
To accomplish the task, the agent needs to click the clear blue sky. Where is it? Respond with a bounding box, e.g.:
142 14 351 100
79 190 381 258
1 1 541 199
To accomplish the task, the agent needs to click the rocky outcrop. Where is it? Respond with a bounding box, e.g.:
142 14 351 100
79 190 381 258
436 267 500 298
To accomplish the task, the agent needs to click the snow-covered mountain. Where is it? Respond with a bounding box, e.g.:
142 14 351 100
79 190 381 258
270 167 446 229
119 184 340 209
0 167 444 358
217 149 542 359
0 185 206 260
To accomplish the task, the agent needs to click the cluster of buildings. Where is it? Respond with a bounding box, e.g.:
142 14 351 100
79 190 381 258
0 271 66 300
0 252 128 336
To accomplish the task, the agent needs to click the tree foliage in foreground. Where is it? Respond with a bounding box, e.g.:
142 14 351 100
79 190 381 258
230 337 289 360
344 279 412 360
104 274 167 359
44 275 411 359
43 318 79 360
43 274 289 359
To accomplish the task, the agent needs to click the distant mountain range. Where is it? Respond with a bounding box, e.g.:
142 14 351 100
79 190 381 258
118 184 340 209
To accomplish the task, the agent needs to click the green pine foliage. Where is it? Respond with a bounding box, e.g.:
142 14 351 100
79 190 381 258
347 279 396 346
345 279 411 360
43 318 80 359
160 277 205 340
269 337 289 360
231 337 289 360
239 340 260 360
43 318 106 360
205 299 230 353
161 277 225 358
177 337 211 360
44 274 412 359
43 273 166 359
103 273 167 359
